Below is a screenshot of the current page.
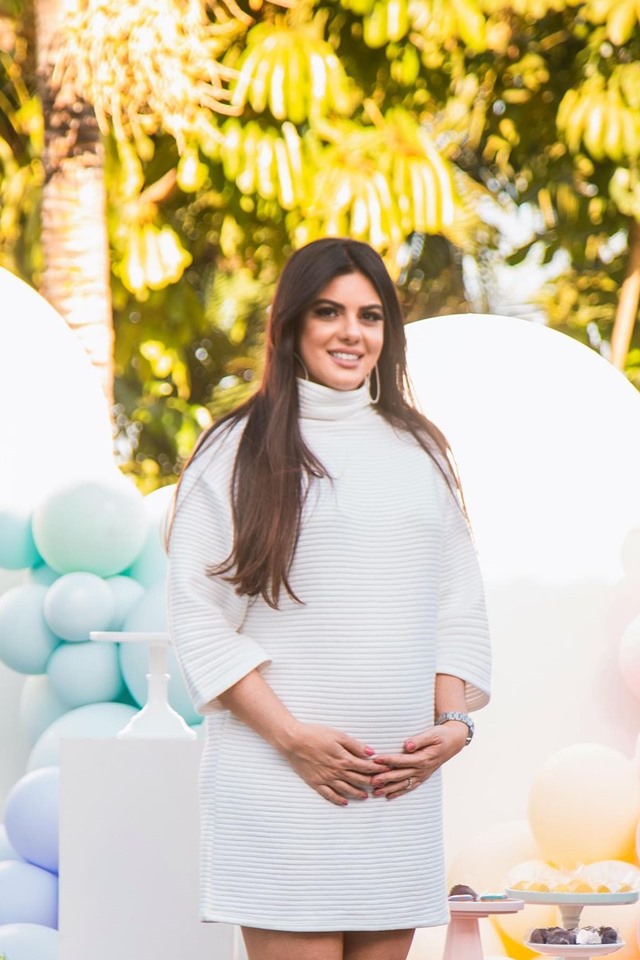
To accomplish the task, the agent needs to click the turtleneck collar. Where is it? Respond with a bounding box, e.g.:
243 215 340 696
297 377 373 421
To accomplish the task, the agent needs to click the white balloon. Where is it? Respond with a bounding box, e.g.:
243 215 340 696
405 315 640 860
0 268 114 513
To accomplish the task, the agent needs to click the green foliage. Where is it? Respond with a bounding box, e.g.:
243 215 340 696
0 32 42 281
2 0 640 489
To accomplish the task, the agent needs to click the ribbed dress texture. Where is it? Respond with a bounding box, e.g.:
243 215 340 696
168 378 491 932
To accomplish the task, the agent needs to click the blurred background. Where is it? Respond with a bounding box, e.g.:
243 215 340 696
2 0 640 493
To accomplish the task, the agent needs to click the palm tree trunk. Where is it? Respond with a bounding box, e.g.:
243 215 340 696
610 218 640 372
35 0 114 408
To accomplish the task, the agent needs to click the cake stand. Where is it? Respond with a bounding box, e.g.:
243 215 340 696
506 889 638 960
443 898 525 960
505 889 638 929
90 630 196 739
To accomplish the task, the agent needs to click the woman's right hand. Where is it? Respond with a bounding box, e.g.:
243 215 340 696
282 723 386 806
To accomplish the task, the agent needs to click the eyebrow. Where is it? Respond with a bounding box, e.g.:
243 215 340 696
311 298 384 310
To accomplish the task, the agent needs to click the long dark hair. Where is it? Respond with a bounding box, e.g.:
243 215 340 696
170 237 463 608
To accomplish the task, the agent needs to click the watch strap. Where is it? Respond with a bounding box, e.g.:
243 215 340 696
435 710 474 745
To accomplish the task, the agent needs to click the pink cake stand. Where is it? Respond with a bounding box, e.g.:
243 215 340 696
443 898 525 960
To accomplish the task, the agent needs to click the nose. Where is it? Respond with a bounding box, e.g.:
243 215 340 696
338 310 361 342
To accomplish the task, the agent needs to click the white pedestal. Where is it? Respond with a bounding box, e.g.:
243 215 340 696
59 738 237 960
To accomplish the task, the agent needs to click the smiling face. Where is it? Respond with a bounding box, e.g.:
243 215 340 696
297 271 385 391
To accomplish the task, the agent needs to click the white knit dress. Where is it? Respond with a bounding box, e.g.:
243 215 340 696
168 378 491 932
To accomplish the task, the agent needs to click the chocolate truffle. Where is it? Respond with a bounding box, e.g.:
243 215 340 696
448 884 478 899
599 926 618 944
576 927 601 945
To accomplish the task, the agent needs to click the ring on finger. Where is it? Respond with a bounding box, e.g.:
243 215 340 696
406 777 414 789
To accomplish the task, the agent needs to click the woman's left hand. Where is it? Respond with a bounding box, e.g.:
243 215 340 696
370 722 468 800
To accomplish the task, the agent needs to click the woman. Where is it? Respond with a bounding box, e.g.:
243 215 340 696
168 238 491 960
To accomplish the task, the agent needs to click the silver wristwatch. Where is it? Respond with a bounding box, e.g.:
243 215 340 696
435 711 475 745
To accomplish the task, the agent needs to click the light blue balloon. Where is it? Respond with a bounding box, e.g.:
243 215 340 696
19 676 69 746
46 641 124 708
126 528 168 586
119 583 199 724
0 510 40 570
0 923 58 960
43 572 114 642
0 861 58 927
0 585 58 674
32 480 149 577
29 565 60 587
27 703 137 772
0 825 23 862
4 767 59 873
122 580 168 633
126 484 173 586
105 575 144 629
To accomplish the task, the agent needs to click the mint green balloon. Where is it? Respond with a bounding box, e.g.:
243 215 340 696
0 511 40 570
32 480 149 576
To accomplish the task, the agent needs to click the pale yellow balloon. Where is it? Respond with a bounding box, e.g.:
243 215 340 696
447 819 543 894
480 918 511 955
580 899 640 960
491 902 558 954
528 744 640 868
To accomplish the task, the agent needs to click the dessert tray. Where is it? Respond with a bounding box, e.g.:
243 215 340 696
525 942 624 958
506 891 638 906
505 889 638 930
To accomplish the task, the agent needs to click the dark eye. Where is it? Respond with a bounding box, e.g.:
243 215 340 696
362 311 384 322
313 305 337 318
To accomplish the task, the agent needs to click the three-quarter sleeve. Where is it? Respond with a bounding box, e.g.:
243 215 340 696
435 482 491 711
167 432 271 715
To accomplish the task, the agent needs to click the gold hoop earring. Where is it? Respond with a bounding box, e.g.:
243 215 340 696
293 352 310 381
369 363 380 404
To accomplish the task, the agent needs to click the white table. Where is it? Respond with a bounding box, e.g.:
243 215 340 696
59 738 237 960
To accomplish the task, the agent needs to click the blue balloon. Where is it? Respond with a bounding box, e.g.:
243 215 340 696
0 510 40 570
0 860 58 927
0 923 58 960
0 825 23 862
122 580 168 633
0 585 59 674
120 583 199 724
126 485 173 586
32 480 149 576
43 572 114 642
4 767 59 873
126 529 168 587
105 575 144 629
19 676 69 746
27 703 137 771
46 640 124 708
